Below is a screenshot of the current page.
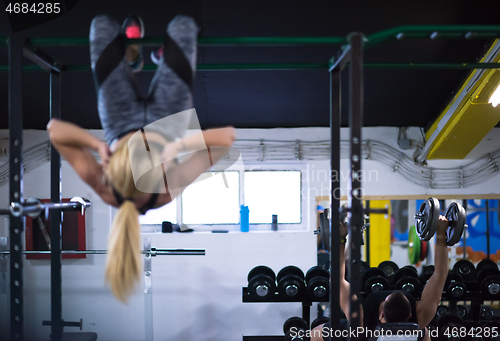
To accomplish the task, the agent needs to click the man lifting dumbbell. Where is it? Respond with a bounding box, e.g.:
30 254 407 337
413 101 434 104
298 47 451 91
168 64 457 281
312 214 450 341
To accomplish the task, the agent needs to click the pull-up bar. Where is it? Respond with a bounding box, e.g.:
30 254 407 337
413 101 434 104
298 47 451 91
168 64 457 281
0 24 498 48
1 62 499 72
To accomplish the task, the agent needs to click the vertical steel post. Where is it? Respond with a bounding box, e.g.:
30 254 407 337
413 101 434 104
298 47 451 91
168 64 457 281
8 33 24 341
347 33 364 339
329 67 341 336
365 200 370 266
50 72 63 341
462 200 467 259
486 200 490 259
144 238 153 341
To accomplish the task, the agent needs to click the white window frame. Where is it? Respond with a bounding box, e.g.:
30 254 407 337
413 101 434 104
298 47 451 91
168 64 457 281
139 162 309 232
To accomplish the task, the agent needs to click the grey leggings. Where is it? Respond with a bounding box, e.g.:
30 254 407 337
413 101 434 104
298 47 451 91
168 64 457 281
89 14 198 146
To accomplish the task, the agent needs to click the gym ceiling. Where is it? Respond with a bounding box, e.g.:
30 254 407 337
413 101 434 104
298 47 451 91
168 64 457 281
0 0 500 138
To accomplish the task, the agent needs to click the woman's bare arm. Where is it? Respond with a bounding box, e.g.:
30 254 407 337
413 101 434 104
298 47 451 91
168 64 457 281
47 119 113 200
156 127 236 206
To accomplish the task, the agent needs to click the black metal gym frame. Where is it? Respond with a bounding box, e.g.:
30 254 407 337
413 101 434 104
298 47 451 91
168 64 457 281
9 32 24 341
7 34 75 341
329 32 364 340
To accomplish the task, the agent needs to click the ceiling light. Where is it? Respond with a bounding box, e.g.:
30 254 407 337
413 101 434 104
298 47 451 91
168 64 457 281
488 83 500 108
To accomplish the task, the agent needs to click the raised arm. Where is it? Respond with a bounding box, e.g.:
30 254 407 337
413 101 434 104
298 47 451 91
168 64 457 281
155 127 236 206
47 119 111 195
416 215 449 328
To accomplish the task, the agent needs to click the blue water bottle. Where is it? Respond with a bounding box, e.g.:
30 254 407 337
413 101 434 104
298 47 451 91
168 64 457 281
240 205 250 232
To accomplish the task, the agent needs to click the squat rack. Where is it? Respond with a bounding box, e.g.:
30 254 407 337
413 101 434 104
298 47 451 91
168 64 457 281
3 25 500 341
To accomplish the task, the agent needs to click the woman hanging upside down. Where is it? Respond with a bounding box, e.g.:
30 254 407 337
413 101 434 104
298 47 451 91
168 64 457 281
47 14 236 303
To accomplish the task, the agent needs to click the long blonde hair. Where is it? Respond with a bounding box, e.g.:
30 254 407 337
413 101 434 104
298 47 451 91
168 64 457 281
104 138 159 303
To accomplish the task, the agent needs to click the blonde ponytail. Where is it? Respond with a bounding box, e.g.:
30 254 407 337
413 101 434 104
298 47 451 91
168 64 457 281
104 138 152 303
105 200 141 303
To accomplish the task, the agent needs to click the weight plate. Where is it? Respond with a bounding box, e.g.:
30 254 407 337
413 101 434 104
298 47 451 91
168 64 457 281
402 265 418 274
423 265 435 276
476 259 499 272
436 305 449 317
277 266 305 282
427 198 440 240
248 265 276 282
419 273 432 286
457 305 467 318
452 260 476 281
420 240 428 261
305 266 329 284
278 274 305 299
445 202 466 246
307 276 330 301
408 225 421 264
480 275 500 299
248 274 276 300
437 313 463 329
283 316 308 334
445 273 463 287
415 200 432 241
393 268 418 285
378 261 399 278
395 276 422 297
446 281 466 299
311 317 330 330
362 268 387 285
364 275 390 295
477 267 500 285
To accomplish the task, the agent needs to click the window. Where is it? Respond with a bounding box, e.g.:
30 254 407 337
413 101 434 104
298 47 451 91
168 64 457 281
139 198 177 225
182 171 240 224
244 171 301 224
139 167 305 230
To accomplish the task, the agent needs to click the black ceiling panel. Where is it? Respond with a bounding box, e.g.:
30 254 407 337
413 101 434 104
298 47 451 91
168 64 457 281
0 0 499 130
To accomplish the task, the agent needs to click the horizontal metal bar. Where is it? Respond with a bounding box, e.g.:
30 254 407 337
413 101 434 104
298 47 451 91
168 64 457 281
17 36 348 47
42 319 82 329
0 249 206 256
23 41 61 73
366 25 500 48
9 197 91 217
329 45 352 72
2 62 498 73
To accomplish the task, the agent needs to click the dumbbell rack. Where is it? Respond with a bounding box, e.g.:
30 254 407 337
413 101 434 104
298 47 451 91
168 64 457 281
436 291 500 323
242 288 322 341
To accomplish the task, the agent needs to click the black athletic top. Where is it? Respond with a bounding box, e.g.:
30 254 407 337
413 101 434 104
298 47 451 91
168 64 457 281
362 290 418 331
112 186 159 215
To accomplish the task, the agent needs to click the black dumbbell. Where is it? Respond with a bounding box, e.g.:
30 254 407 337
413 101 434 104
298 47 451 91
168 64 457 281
247 265 276 301
477 259 498 272
305 266 330 301
378 261 399 282
437 314 464 341
311 317 330 330
436 305 450 318
457 305 468 319
481 306 494 320
477 261 500 300
362 268 390 295
419 272 433 287
277 266 305 300
284 316 309 341
445 273 467 299
453 260 476 281
423 265 435 276
393 267 422 297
